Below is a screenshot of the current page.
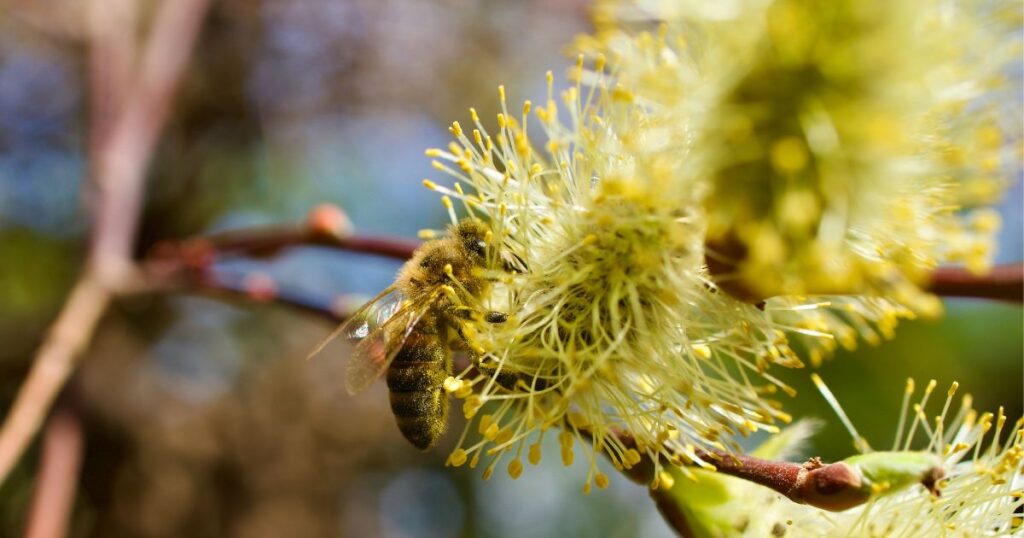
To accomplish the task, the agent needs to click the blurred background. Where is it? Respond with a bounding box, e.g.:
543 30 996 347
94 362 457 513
0 1 1019 536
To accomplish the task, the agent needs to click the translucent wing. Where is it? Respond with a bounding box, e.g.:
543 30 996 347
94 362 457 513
341 287 407 341
305 286 404 363
343 297 435 395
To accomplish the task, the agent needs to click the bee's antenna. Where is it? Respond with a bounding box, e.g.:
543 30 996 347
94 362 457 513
441 195 459 225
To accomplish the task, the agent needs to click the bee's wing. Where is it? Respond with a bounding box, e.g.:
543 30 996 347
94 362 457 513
343 294 437 395
305 286 404 363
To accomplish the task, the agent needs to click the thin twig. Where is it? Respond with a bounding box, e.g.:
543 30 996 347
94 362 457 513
146 217 1022 305
89 0 212 281
927 264 1023 303
191 270 349 322
0 280 108 483
693 450 874 512
178 225 419 262
0 0 211 487
610 434 930 536
24 406 84 538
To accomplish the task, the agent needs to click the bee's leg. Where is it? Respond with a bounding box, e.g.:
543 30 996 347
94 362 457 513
451 308 505 323
453 306 480 321
473 356 523 392
473 357 550 392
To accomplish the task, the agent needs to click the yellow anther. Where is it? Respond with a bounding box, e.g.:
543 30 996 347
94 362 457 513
528 443 542 465
463 396 482 418
562 87 578 105
561 446 574 466
508 459 523 479
478 414 493 434
448 449 468 467
443 377 462 393
970 209 1001 233
450 121 463 137
693 344 712 360
455 384 473 399
424 148 442 157
498 84 506 103
422 179 438 190
495 427 514 445
595 472 609 489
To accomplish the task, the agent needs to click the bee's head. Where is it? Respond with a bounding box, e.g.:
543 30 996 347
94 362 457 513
452 218 491 260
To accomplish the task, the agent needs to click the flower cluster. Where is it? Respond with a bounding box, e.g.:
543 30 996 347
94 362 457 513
663 379 1023 536
427 68 803 491
585 0 1021 305
421 0 1019 493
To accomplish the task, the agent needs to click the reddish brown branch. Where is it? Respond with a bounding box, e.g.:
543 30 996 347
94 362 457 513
695 451 871 512
152 214 1022 306
133 205 416 319
24 406 84 538
926 264 1023 303
189 271 349 322
183 226 418 262
589 432 876 536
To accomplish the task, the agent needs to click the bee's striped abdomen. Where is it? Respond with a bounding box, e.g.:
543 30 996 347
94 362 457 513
386 318 450 450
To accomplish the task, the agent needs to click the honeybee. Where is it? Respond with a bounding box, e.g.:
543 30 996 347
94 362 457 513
309 218 520 450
